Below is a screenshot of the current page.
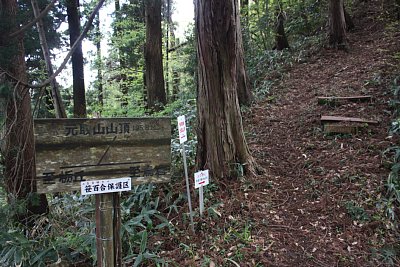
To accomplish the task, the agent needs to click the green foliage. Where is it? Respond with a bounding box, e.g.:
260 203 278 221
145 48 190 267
344 201 370 222
383 76 400 221
244 0 327 99
0 83 12 99
0 193 95 266
372 245 400 266
18 0 65 84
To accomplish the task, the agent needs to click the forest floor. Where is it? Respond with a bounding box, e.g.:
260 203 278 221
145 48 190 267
157 2 400 267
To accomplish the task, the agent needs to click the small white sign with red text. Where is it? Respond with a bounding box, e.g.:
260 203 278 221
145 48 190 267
177 115 187 144
194 170 209 189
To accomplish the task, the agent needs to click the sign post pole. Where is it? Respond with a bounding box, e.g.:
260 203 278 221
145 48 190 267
199 186 204 216
178 115 194 232
34 118 172 267
95 193 115 267
194 170 209 217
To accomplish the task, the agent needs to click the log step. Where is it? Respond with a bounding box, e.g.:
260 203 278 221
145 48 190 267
321 115 378 124
318 95 372 105
324 124 364 134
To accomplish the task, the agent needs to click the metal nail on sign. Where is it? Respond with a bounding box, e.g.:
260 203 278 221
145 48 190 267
34 118 171 194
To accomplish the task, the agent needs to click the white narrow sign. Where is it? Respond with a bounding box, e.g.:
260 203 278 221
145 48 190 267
177 115 194 231
81 177 132 196
194 170 209 189
177 115 187 144
194 170 210 216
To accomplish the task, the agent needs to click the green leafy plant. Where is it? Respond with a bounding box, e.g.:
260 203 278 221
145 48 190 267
344 201 370 222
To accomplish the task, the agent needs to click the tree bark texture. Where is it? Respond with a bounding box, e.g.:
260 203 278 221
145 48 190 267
236 0 253 106
329 0 347 49
195 0 257 179
343 4 355 30
114 0 128 108
95 15 104 108
145 0 166 111
31 0 66 118
67 0 87 117
274 2 290 50
0 0 48 222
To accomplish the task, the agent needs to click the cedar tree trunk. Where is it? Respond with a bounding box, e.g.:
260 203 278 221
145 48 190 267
195 0 257 179
274 1 290 50
0 0 48 224
145 0 166 111
95 15 103 108
329 0 348 49
31 0 66 118
236 1 253 106
67 0 87 117
343 4 354 30
114 0 128 108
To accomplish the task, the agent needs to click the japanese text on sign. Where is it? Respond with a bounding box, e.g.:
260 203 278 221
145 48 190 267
38 164 169 185
194 170 210 189
64 122 163 137
81 177 132 195
34 118 171 193
177 115 187 144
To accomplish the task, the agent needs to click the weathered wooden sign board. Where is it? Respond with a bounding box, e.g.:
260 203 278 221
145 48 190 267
34 118 171 194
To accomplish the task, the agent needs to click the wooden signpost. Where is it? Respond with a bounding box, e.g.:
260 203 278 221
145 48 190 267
34 118 171 267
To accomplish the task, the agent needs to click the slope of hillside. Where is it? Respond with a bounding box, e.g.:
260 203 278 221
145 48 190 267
158 1 400 266
245 2 400 265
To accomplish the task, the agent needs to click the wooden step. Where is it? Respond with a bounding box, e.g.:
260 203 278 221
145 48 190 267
318 95 372 105
321 115 378 124
324 124 363 134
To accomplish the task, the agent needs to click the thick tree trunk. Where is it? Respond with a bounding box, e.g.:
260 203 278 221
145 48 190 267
67 0 87 117
31 0 66 118
329 0 348 49
145 0 166 111
0 0 48 224
195 0 257 179
236 2 253 106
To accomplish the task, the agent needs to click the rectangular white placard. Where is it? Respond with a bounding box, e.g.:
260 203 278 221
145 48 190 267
177 115 187 144
81 177 131 195
194 170 210 189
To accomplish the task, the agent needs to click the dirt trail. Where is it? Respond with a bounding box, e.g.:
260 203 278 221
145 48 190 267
159 3 399 266
245 3 400 267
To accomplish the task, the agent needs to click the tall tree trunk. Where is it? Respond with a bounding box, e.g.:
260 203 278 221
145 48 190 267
114 0 128 108
67 0 87 117
240 0 250 48
195 0 257 179
274 1 290 50
0 0 48 224
166 0 170 100
145 0 166 111
95 14 103 109
31 0 66 118
166 0 180 102
343 3 354 30
329 0 348 49
236 2 253 106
